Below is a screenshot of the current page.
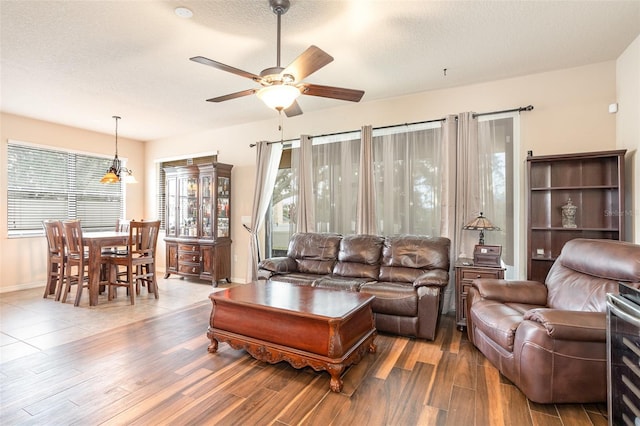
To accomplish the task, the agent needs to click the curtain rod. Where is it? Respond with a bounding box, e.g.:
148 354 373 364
250 104 534 147
473 104 534 118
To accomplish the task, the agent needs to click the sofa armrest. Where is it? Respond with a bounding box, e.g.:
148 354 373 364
524 308 606 341
472 279 548 305
258 257 298 274
413 269 449 288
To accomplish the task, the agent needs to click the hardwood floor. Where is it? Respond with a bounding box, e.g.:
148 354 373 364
1 279 608 425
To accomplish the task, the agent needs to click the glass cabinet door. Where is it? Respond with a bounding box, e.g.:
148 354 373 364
201 174 213 238
166 176 177 237
178 175 198 238
217 176 230 238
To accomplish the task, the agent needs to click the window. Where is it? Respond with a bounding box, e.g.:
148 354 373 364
7 141 124 236
477 113 520 278
265 114 521 279
372 122 443 235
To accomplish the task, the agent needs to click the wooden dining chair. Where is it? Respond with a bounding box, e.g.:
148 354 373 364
42 220 66 300
61 220 89 306
101 219 133 283
105 220 161 304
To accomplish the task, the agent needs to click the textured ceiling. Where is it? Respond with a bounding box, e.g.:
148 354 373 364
1 0 639 141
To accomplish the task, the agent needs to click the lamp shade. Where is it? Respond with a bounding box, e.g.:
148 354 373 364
256 84 300 110
463 212 500 245
463 212 500 231
122 172 138 184
100 171 120 184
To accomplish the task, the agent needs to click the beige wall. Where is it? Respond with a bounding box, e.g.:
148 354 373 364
616 34 640 242
0 113 145 292
2 59 633 292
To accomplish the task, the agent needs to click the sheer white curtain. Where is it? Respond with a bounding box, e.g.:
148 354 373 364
309 132 361 234
372 122 443 236
357 125 376 235
247 141 283 282
477 113 519 277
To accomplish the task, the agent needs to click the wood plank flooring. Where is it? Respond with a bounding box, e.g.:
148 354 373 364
0 280 608 425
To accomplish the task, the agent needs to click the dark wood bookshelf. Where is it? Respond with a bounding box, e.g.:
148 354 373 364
526 150 626 282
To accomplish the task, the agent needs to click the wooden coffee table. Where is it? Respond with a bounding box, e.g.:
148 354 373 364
207 280 377 392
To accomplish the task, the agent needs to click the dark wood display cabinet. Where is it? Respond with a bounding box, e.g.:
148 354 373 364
527 150 626 282
164 162 233 286
455 259 505 331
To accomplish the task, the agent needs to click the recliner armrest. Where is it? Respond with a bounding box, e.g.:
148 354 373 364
524 308 606 341
258 257 298 273
472 279 548 305
413 269 449 288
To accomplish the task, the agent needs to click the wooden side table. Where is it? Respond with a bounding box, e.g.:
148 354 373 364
455 259 505 331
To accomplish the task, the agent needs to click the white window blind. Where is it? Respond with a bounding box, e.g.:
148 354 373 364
7 141 124 236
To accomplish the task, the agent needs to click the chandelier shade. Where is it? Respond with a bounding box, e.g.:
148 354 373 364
100 116 136 184
256 84 300 111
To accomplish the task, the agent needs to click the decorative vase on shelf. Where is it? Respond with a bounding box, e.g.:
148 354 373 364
561 198 577 228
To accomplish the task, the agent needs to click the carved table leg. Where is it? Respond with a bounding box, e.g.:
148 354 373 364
208 338 218 353
327 364 345 393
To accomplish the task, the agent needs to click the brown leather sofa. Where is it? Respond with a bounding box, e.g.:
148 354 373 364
467 238 640 403
258 232 451 340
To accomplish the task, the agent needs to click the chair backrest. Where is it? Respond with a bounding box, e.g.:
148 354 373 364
129 220 160 258
116 219 132 233
62 220 84 258
545 238 640 312
42 220 64 257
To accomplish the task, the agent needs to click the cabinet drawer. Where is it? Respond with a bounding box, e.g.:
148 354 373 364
178 244 200 252
178 264 201 275
461 282 473 296
460 269 501 281
179 252 201 263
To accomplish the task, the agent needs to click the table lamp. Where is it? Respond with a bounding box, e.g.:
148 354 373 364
463 212 500 245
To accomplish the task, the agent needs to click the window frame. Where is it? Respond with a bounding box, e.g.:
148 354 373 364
7 139 126 237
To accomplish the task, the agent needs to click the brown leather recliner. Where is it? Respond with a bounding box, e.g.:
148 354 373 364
467 238 640 404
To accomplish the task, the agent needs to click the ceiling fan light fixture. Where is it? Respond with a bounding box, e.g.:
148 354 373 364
256 84 300 110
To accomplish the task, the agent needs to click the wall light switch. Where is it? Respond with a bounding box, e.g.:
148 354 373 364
608 103 618 113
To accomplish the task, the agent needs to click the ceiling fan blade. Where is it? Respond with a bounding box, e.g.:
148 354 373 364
190 56 261 81
284 100 303 117
281 46 333 82
299 83 365 102
206 89 257 103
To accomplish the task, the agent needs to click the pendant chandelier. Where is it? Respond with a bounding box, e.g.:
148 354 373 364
100 116 137 184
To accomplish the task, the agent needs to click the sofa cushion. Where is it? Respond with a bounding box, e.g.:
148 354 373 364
287 233 341 275
269 273 321 287
312 276 372 291
379 235 450 282
333 234 383 279
360 281 418 316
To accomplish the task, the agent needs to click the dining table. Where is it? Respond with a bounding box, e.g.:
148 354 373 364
83 231 129 306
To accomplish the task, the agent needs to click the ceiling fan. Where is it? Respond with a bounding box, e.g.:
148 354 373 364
190 0 365 117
